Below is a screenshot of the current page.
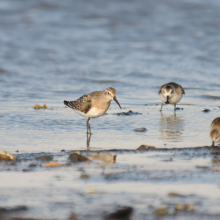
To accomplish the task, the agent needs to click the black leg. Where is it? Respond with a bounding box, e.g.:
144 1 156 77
86 118 92 134
160 103 163 111
88 120 92 134
212 141 215 147
86 118 89 134
87 132 92 150
174 104 176 111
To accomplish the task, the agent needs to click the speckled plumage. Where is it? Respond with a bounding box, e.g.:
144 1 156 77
210 117 220 130
158 82 185 111
65 91 98 114
158 82 185 95
64 87 121 134
210 117 220 147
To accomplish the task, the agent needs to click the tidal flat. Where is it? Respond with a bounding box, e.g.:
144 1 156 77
1 147 220 220
1 0 220 219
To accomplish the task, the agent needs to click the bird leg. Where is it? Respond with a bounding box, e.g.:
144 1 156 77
174 104 176 111
160 103 163 111
87 118 92 134
87 132 92 150
88 124 92 134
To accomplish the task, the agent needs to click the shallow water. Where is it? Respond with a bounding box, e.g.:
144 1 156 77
1 0 220 219
1 0 220 152
0 0 220 152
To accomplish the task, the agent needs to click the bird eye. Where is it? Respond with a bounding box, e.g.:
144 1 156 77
108 92 110 95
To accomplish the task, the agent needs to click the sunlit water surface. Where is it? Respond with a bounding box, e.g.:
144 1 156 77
1 0 220 219
1 0 220 152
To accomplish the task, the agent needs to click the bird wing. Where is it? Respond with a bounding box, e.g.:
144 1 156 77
158 84 165 94
211 117 220 130
159 82 185 95
67 91 102 113
168 82 185 95
67 94 92 113
158 87 162 94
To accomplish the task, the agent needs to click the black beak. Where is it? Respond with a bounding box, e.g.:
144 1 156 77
212 141 215 147
113 96 122 109
165 96 170 104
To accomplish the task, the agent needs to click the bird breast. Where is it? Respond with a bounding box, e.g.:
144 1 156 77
160 93 183 104
87 99 111 118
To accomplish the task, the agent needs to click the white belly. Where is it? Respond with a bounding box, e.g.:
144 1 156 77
169 94 183 104
74 107 107 118
160 93 183 104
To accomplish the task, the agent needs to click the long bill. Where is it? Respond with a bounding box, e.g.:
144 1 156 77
113 96 122 109
165 96 170 104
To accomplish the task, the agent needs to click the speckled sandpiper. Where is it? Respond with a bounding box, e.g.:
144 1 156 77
158 82 185 111
210 117 220 147
64 87 121 134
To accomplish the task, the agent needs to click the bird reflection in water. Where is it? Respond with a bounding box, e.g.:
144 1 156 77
87 132 92 150
159 112 184 142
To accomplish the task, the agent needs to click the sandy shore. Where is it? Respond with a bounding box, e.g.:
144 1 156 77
0 146 220 220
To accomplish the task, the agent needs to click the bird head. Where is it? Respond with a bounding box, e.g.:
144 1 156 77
104 87 122 109
163 85 175 104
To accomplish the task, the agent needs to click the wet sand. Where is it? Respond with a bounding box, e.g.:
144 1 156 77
1 146 220 220
1 0 220 219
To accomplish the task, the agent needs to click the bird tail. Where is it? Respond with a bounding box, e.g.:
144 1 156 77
64 100 70 107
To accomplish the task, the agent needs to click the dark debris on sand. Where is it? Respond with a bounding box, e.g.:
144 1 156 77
105 206 133 219
68 153 90 162
114 110 142 116
175 107 184 110
202 109 211 113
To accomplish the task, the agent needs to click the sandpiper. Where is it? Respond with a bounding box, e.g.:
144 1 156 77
210 117 220 147
158 82 185 111
64 87 121 134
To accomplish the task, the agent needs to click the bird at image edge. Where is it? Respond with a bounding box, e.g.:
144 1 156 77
64 87 122 134
210 117 220 147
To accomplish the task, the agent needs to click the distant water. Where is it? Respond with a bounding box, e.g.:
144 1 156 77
1 0 220 152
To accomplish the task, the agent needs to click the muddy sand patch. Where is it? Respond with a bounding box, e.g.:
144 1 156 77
0 146 220 219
